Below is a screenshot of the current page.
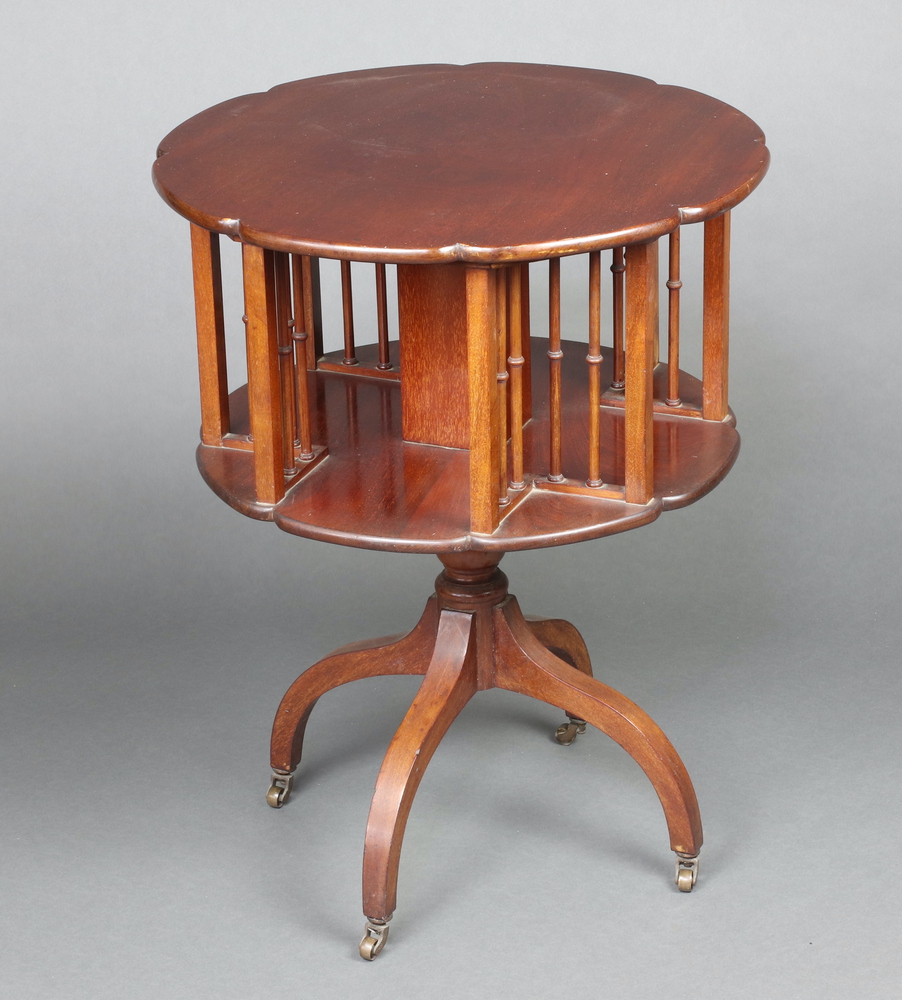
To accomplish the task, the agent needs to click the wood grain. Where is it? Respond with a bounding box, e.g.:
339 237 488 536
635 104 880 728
703 212 731 420
362 610 477 920
397 263 469 448
274 251 297 474
507 264 526 490
190 224 229 444
297 255 323 368
154 64 769 264
524 615 593 676
197 338 739 545
268 559 702 923
158 64 770 947
270 598 439 772
466 266 501 534
242 243 285 504
495 597 702 855
624 241 658 504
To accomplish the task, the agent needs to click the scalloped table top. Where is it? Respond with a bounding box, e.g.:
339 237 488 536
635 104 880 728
153 62 768 264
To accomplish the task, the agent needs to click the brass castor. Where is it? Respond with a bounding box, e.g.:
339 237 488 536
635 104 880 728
554 716 588 745
359 918 390 961
266 770 294 809
675 853 699 892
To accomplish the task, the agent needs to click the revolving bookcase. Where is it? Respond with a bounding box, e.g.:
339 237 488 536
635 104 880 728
153 63 769 959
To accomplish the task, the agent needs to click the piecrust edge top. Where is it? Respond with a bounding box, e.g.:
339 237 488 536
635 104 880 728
153 63 769 264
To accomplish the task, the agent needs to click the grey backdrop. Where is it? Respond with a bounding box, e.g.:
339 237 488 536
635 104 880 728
2 2 900 997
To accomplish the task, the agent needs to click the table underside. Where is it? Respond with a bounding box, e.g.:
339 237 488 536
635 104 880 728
196 338 738 552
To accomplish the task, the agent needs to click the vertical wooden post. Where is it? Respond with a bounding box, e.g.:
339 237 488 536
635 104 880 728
587 251 603 487
547 257 563 482
702 211 730 420
624 240 658 504
190 224 230 444
397 264 469 448
611 246 626 389
507 265 526 490
519 262 533 420
300 256 323 369
375 263 392 370
666 229 682 406
496 267 510 503
466 266 500 534
274 252 297 475
340 259 357 366
242 243 285 505
291 255 315 460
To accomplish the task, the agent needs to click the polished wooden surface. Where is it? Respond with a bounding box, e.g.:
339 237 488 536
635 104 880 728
154 63 768 953
397 263 470 448
154 63 768 263
270 557 702 924
196 338 738 550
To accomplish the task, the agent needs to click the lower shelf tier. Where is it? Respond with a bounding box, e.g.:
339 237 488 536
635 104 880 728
197 338 739 552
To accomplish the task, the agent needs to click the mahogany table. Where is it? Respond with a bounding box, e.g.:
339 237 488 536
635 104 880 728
153 63 768 959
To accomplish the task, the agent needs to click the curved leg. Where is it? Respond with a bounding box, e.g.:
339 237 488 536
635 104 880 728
269 597 439 781
495 597 702 859
360 609 478 953
525 615 593 744
524 615 593 676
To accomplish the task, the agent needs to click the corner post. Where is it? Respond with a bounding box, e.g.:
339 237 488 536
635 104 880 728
190 224 230 444
466 265 501 534
242 243 286 505
702 212 730 420
624 240 658 504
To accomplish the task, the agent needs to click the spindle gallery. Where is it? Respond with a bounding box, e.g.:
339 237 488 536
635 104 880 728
153 63 768 959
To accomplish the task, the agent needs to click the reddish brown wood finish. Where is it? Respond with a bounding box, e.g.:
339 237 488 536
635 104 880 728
495 268 510 502
703 212 731 420
375 263 392 370
493 597 702 855
273 252 297 474
516 262 533 420
270 557 702 923
507 264 526 491
466 266 501 535
666 230 682 406
397 263 469 448
624 241 658 504
270 601 439 773
154 64 768 263
156 63 769 951
547 258 564 482
523 615 593 676
197 338 738 544
340 260 357 366
296 255 323 369
611 247 626 389
363 609 478 920
242 244 285 505
190 224 230 444
587 251 603 488
290 256 315 461
318 342 401 381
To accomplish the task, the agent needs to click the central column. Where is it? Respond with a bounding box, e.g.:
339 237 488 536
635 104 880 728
435 553 508 691
397 263 471 449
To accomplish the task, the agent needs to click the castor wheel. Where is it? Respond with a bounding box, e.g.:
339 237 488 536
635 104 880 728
675 853 699 892
266 771 294 809
359 919 390 960
554 716 588 745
